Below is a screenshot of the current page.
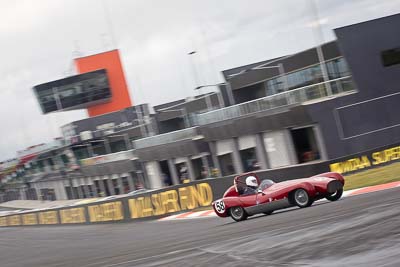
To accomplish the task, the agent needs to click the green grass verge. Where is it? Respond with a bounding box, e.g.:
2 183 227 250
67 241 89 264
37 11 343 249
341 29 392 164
344 161 400 190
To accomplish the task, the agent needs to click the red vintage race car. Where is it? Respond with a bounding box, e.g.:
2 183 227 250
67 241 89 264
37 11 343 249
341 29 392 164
212 172 345 222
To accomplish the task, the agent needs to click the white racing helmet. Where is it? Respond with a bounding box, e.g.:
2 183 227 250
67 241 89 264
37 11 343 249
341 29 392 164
245 176 258 187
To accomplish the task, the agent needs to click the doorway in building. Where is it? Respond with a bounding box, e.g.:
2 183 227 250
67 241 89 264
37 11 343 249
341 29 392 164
102 180 111 196
136 171 149 189
218 153 235 176
79 185 87 198
191 158 203 180
159 160 173 186
93 180 101 196
239 147 259 172
112 179 120 195
121 176 131 194
175 162 189 184
87 185 95 197
72 187 79 199
290 127 321 163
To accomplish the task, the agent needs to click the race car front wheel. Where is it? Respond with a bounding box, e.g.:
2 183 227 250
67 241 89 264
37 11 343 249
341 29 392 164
326 188 343 201
292 189 313 208
230 206 248 222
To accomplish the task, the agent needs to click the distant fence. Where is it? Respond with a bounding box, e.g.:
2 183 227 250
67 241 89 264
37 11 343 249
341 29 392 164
1 142 400 227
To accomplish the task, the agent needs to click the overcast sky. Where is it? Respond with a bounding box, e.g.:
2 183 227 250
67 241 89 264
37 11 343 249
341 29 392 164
0 0 399 161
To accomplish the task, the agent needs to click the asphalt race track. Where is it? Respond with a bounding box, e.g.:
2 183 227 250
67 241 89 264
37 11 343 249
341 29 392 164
0 187 399 267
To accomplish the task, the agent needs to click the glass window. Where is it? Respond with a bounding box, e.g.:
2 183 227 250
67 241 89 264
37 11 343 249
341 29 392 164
326 57 350 79
33 69 111 114
92 142 106 156
310 65 323 83
265 80 276 96
61 154 69 164
381 47 400 67
264 58 350 97
73 146 90 160
281 64 323 91
337 58 350 77
110 140 127 153
37 160 45 172
326 61 335 79
266 77 284 96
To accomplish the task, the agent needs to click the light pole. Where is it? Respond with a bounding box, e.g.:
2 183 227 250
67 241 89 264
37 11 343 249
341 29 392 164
309 0 332 96
188 51 201 90
188 51 208 104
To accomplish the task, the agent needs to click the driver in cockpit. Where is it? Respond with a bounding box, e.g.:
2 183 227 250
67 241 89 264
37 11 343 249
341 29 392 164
242 176 258 196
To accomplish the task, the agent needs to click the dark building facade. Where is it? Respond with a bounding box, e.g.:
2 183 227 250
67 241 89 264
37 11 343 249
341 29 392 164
307 13 400 158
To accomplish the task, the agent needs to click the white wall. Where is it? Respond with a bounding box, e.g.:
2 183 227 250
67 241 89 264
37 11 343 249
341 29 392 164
263 130 296 168
145 161 163 189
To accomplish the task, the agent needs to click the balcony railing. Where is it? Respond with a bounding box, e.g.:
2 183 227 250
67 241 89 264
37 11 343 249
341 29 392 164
80 150 136 166
132 127 198 149
198 76 355 125
16 139 64 159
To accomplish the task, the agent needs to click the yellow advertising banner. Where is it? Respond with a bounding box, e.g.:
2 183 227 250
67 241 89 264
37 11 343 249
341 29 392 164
88 201 124 222
129 183 213 219
22 213 38 225
0 217 7 227
60 208 86 224
330 145 400 174
38 211 59 225
8 215 22 226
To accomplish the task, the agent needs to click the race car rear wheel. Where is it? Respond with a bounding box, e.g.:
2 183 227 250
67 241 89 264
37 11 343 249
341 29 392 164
326 188 343 201
292 189 313 208
230 206 248 222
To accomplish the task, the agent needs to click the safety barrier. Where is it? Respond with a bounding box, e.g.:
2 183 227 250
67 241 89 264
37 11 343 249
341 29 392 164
0 161 329 227
1 141 400 227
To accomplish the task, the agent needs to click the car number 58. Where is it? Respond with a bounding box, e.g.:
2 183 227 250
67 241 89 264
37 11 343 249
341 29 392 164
215 200 225 213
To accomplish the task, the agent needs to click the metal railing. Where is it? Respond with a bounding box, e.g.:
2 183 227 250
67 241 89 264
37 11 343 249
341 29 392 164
198 76 355 125
80 150 136 166
132 127 198 149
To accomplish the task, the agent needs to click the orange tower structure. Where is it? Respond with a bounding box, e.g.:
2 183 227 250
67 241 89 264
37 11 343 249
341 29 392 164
75 50 132 117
